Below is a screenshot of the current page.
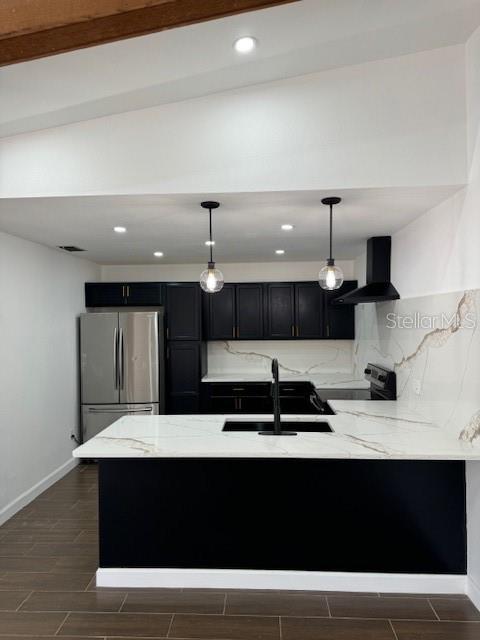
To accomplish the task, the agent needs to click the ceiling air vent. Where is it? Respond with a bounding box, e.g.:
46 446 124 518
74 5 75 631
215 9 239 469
57 246 86 252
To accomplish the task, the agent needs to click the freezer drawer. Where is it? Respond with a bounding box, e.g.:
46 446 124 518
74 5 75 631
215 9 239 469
81 403 159 443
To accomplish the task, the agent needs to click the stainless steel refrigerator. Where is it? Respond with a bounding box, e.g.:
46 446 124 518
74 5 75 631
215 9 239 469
80 310 164 442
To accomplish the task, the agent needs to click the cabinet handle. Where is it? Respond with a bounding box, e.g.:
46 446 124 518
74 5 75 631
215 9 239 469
127 285 130 297
326 325 330 337
122 285 125 297
291 325 295 337
237 326 240 338
233 388 245 392
233 326 235 338
166 327 169 340
296 326 299 337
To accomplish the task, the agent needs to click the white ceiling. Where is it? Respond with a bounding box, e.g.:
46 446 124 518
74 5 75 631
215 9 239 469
0 186 462 264
1 0 480 137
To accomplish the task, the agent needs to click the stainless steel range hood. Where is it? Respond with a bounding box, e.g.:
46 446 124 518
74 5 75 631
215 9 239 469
333 236 400 305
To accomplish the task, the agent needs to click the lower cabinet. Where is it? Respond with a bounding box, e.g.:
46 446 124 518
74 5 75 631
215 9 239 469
203 381 323 415
167 341 206 414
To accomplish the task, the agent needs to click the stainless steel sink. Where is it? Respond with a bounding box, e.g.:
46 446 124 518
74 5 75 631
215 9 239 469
222 421 333 434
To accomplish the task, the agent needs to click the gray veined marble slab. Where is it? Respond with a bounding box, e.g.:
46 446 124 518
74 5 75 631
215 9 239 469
353 288 480 442
205 339 366 388
72 401 480 461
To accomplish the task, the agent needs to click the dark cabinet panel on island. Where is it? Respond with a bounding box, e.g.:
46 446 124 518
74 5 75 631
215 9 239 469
324 280 357 339
165 283 201 341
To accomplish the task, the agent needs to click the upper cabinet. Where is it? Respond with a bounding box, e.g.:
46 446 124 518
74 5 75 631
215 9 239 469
165 283 202 341
85 279 357 341
85 282 163 307
295 283 323 338
236 284 264 339
324 280 357 339
206 283 264 340
264 284 295 338
264 282 323 339
207 284 236 340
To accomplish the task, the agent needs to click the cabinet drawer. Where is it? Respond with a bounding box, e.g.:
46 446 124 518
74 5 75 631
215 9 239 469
207 382 270 397
279 382 313 396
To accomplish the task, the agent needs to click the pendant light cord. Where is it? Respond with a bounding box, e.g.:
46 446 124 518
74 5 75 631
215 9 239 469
329 204 333 261
209 208 213 264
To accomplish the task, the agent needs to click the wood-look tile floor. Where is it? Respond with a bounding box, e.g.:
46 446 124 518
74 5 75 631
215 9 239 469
0 463 479 639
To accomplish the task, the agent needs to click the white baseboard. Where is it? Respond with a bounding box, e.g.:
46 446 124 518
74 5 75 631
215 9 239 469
467 576 480 611
96 568 467 593
0 457 78 527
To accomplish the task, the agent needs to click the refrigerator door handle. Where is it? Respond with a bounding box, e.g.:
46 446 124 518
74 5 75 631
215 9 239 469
113 326 118 389
119 327 125 390
87 407 154 414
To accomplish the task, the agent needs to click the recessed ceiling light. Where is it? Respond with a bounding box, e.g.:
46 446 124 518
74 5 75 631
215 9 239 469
234 36 257 54
205 240 215 246
113 226 126 233
275 249 285 255
281 224 294 231
153 251 164 257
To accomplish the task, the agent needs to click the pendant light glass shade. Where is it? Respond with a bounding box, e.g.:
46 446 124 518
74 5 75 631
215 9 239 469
319 197 344 291
200 262 224 293
319 259 344 291
200 201 224 294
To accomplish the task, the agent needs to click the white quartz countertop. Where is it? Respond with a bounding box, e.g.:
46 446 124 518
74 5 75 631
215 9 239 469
202 372 370 389
72 401 480 460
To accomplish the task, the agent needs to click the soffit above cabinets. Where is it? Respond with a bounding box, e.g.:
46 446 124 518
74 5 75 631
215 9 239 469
0 185 463 264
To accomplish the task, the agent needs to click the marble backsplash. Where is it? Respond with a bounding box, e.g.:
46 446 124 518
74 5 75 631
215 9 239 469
207 340 354 376
354 289 480 441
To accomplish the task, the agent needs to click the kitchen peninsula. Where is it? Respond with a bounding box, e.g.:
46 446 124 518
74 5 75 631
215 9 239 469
73 402 480 592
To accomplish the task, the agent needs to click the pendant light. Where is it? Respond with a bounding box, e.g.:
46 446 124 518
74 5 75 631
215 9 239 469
319 197 344 291
199 201 224 294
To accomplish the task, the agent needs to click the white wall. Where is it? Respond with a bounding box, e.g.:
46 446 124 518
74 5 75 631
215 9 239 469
101 260 354 283
0 232 99 524
0 46 466 199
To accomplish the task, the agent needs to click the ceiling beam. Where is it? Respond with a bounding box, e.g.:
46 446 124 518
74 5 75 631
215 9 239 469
0 0 298 67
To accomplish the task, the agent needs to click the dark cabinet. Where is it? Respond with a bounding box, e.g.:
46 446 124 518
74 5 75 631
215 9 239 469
167 341 206 414
236 284 264 339
203 381 324 415
324 280 357 339
166 284 201 340
126 283 163 306
85 283 125 307
206 283 264 340
203 382 271 414
295 283 323 338
207 284 236 340
265 283 323 339
264 284 295 338
85 282 163 307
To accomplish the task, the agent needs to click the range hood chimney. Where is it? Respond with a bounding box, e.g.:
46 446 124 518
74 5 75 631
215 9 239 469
333 236 400 305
